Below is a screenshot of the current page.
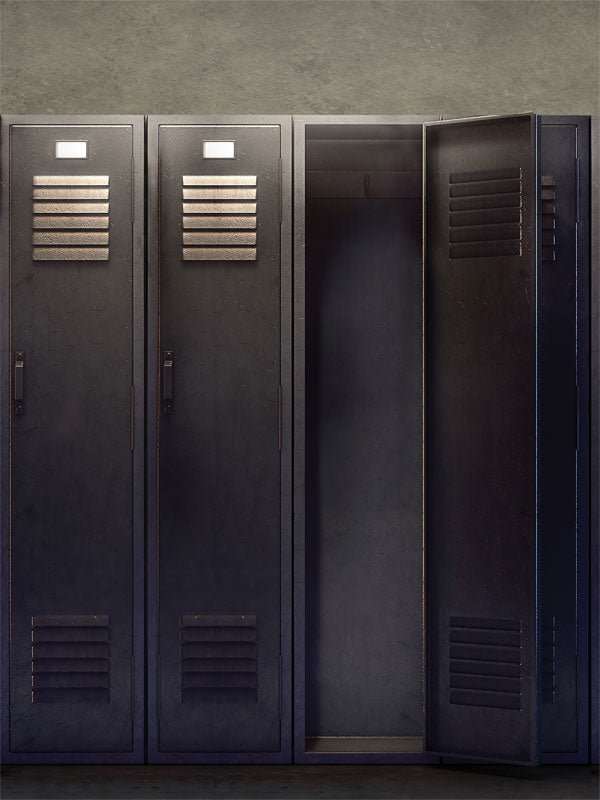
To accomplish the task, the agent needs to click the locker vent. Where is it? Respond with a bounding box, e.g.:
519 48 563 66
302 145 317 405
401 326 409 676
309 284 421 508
31 614 110 703
541 176 556 262
542 616 556 703
32 175 110 261
182 175 257 261
448 167 522 259
180 614 258 703
449 616 521 710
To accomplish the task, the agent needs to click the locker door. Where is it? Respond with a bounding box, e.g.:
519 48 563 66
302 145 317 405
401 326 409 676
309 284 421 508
424 115 540 764
147 119 291 762
0 118 144 762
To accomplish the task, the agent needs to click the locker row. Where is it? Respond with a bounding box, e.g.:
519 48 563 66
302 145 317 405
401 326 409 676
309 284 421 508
1 115 597 765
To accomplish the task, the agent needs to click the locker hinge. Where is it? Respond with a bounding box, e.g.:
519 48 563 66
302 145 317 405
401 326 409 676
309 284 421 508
157 653 161 719
130 385 135 450
131 158 135 223
131 653 134 719
278 384 282 451
278 158 282 224
279 653 282 720
575 158 580 223
575 384 579 451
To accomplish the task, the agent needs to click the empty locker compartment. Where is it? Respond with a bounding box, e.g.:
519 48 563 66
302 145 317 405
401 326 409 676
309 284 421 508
0 116 145 763
294 117 437 763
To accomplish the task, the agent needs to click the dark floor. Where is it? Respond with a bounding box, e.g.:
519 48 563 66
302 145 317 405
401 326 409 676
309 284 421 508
0 765 598 800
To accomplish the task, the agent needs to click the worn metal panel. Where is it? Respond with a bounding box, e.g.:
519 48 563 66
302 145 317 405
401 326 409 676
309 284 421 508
424 114 540 765
147 116 292 764
538 116 590 764
1 116 144 764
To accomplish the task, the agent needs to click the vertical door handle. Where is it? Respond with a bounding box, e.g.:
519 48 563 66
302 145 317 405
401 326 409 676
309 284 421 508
14 351 24 415
163 350 173 415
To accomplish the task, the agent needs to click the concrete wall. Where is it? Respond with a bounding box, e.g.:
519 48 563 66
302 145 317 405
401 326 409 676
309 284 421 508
1 0 598 116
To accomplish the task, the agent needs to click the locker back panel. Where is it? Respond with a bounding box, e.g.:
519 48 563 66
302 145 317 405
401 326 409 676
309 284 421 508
425 115 540 764
539 118 589 759
155 124 282 754
7 123 135 754
305 187 423 738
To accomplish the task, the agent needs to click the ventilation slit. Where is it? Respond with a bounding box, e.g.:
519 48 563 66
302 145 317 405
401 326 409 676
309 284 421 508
180 614 257 703
541 176 556 262
31 615 110 702
182 176 257 261
449 616 522 710
449 167 522 259
542 616 556 703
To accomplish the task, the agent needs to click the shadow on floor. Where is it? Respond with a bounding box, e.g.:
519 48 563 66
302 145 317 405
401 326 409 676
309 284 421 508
0 764 598 800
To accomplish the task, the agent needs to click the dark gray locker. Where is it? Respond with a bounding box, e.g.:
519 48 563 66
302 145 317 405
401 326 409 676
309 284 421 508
146 117 292 763
0 117 145 763
294 113 593 767
423 114 591 766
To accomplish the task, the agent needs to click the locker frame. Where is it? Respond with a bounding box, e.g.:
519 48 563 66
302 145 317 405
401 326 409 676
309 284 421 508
0 115 146 764
591 115 599 767
145 115 293 764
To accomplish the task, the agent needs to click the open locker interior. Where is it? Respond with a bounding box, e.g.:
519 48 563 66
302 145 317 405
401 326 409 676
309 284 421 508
301 121 426 757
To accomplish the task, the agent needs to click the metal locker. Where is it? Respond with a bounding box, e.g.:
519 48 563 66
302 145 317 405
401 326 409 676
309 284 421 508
146 117 292 763
294 113 594 767
423 114 591 765
0 116 145 763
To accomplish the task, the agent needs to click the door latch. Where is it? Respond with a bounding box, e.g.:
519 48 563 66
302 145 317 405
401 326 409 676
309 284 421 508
14 351 24 415
163 350 174 415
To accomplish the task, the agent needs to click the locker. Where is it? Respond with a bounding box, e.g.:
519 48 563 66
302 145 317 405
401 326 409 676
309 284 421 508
292 114 594 765
0 116 145 763
146 117 292 763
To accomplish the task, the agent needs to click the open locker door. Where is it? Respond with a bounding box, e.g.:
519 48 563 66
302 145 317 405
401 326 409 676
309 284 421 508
424 114 541 764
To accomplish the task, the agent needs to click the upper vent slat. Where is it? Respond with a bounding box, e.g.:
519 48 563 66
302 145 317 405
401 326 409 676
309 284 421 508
449 179 521 198
33 175 109 186
449 167 522 183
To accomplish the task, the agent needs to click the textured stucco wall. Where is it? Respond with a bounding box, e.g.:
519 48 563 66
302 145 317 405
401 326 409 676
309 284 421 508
0 0 598 116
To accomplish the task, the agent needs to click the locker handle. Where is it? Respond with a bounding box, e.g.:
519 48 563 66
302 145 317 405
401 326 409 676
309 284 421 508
163 350 173 415
14 351 24 415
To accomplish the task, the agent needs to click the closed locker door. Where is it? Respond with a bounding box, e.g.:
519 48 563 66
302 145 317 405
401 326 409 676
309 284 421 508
147 119 291 762
1 118 145 761
424 114 541 764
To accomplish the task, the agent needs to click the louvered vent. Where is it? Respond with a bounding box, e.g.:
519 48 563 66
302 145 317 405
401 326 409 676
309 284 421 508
32 175 110 261
182 175 257 261
180 614 257 703
542 616 556 703
449 616 522 710
541 176 556 262
449 167 522 259
31 614 110 702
